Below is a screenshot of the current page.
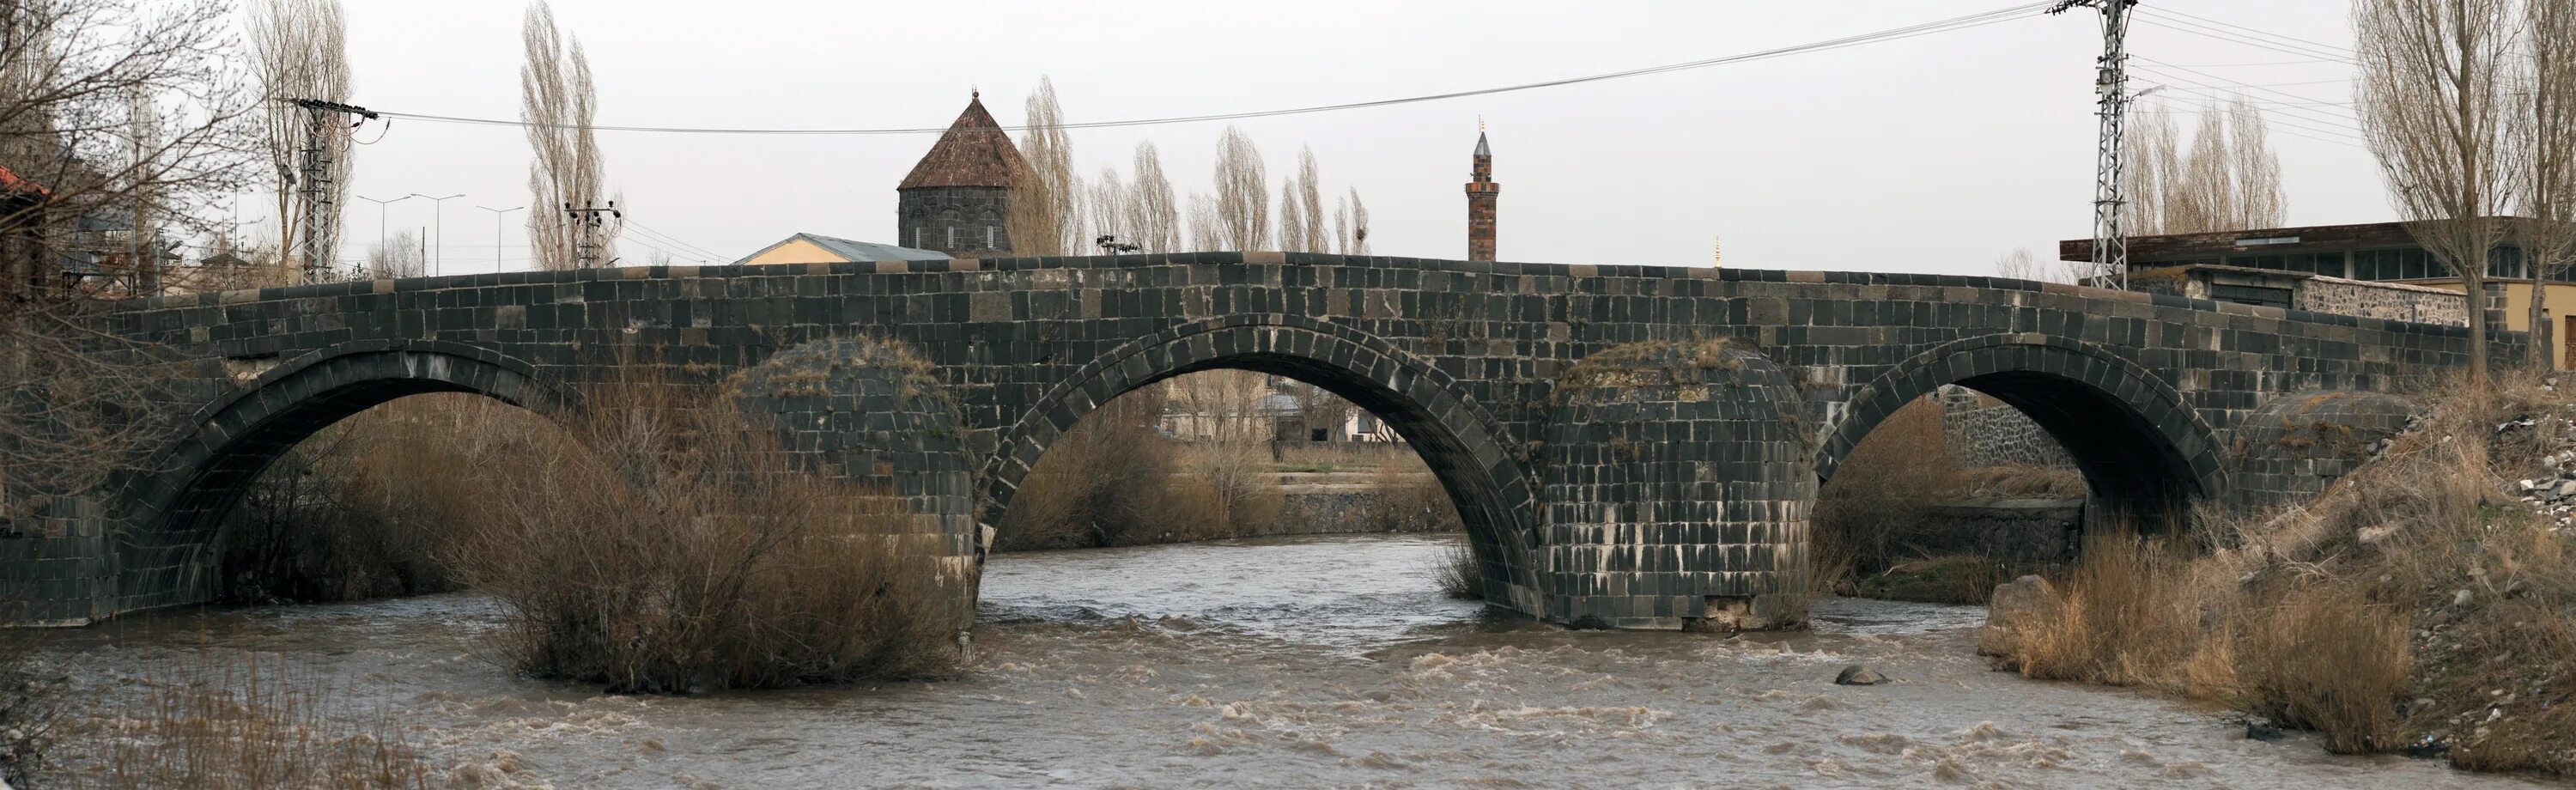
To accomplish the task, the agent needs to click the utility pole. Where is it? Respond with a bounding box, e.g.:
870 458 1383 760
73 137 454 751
477 204 525 273
2051 0 2137 290
410 193 465 276
564 201 620 269
288 99 377 284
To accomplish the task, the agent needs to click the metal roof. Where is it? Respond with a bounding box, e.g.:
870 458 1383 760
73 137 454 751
733 233 950 264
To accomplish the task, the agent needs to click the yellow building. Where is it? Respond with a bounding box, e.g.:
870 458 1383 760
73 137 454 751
2063 221 2576 368
734 233 950 266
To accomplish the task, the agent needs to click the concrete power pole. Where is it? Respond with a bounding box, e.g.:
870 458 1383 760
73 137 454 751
2051 0 2137 290
565 201 622 269
288 99 377 284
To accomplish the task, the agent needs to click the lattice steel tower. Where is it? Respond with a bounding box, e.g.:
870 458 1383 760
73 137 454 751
2053 0 2138 289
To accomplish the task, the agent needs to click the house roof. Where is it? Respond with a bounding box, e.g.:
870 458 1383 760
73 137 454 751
733 233 950 264
2059 218 2528 264
0 164 50 198
897 92 1025 191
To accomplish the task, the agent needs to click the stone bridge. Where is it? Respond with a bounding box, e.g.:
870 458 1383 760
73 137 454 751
1 252 2491 628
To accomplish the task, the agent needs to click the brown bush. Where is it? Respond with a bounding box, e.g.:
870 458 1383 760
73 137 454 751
0 592 55 787
1430 540 1483 600
994 384 1176 550
2011 533 2216 690
215 394 532 603
1354 459 1463 534
1812 396 1965 594
443 378 962 693
1162 441 1286 542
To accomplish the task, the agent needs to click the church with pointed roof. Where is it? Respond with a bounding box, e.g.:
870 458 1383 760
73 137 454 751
897 90 1026 256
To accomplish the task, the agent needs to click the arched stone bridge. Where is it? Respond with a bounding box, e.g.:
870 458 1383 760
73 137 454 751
1 252 2492 628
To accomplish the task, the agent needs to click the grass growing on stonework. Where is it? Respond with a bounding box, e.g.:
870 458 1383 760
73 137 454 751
1990 373 2576 773
442 377 963 693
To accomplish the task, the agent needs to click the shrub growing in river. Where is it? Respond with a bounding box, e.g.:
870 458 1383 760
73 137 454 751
56 657 436 789
445 379 963 693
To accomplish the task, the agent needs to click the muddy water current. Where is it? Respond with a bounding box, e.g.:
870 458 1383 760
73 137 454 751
29 534 2556 788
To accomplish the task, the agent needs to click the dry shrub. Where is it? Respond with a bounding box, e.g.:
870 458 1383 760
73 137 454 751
1430 540 1483 600
1813 396 1965 593
62 656 433 789
994 385 1174 550
444 379 961 693
1163 441 1285 542
1 593 54 787
2237 586 2410 753
1962 463 2088 500
1853 555 2010 605
215 394 532 603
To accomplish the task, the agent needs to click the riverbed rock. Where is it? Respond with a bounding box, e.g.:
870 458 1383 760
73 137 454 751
1834 665 1886 685
1978 574 2061 659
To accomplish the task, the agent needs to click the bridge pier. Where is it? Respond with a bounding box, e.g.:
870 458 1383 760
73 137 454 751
1540 339 1814 629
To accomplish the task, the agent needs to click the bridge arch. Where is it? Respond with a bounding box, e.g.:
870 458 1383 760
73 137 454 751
1819 333 2227 524
114 341 565 610
981 315 1546 615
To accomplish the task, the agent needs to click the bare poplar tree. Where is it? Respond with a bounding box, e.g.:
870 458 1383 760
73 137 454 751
2516 0 2576 367
2356 0 2516 384
251 0 349 283
1290 147 1325 252
1333 196 1351 254
1186 193 1222 252
1996 248 2039 280
2125 99 2284 234
363 228 422 278
520 1 615 270
1125 142 1178 252
1004 76 1081 256
1277 177 1306 252
1346 188 1370 255
1213 126 1268 250
1086 166 1127 251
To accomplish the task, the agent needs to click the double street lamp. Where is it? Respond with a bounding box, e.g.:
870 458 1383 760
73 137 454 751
476 205 526 273
353 194 417 276
409 192 465 276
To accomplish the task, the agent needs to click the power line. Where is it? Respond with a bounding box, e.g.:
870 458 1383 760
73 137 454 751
2134 59 2365 123
2144 7 2354 56
366 3 2055 137
621 219 729 261
2129 15 2356 64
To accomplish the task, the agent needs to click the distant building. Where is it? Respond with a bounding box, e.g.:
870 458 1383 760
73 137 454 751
1464 129 1498 262
896 90 1025 257
735 233 948 265
2064 220 2576 367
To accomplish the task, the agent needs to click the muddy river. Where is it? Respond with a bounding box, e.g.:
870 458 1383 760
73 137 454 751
27 534 2553 788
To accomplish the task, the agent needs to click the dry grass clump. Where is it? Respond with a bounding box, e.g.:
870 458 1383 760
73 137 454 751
1430 540 1483 600
58 657 434 789
1164 441 1286 541
1 594 55 787
995 385 1175 550
1962 463 2088 500
444 379 963 693
1996 372 2576 770
1355 461 1463 534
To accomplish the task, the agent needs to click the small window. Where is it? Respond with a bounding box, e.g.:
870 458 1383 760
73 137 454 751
986 226 996 249
945 227 957 249
1309 428 1328 442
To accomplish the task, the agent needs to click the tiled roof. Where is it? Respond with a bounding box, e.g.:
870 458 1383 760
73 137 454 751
0 164 51 198
897 93 1024 191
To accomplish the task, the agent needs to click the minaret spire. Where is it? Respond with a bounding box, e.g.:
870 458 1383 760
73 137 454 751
1465 125 1498 261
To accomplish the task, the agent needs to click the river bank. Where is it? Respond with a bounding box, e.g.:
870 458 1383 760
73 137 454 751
14 534 2546 788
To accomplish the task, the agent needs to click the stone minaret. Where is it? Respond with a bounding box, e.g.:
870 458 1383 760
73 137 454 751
1464 128 1498 262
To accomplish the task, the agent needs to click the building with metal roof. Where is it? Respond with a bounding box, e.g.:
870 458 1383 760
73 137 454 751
735 233 950 265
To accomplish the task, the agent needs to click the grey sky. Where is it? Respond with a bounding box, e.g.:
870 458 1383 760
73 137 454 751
323 0 2379 277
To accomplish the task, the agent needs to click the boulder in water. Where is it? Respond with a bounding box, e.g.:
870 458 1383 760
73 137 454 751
1834 665 1886 685
1978 574 2060 659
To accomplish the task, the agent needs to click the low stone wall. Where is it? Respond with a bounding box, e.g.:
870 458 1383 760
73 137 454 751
2295 276 2468 326
1938 386 2075 470
1906 498 2087 566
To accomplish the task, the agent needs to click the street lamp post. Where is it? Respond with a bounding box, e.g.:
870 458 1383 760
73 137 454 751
410 193 465 276
476 205 526 273
353 195 416 276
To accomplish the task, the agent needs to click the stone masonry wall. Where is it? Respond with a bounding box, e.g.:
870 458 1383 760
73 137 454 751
3 252 2506 627
2296 276 2468 327
1936 385 2075 469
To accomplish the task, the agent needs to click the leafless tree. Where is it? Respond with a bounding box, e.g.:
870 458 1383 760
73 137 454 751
250 0 349 283
1277 177 1306 253
2125 98 2285 234
1125 142 1177 252
1186 192 1222 252
3 0 252 526
1345 187 1370 255
1086 165 1127 249
520 0 614 270
1278 146 1324 252
1212 126 1268 250
2356 0 2518 384
2515 0 2576 367
1005 76 1081 256
364 228 422 278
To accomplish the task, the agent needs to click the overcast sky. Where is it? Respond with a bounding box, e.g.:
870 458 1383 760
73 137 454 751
316 0 2381 277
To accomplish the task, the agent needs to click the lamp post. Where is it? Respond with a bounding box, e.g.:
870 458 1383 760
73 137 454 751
476 204 526 273
353 195 416 276
410 192 465 276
